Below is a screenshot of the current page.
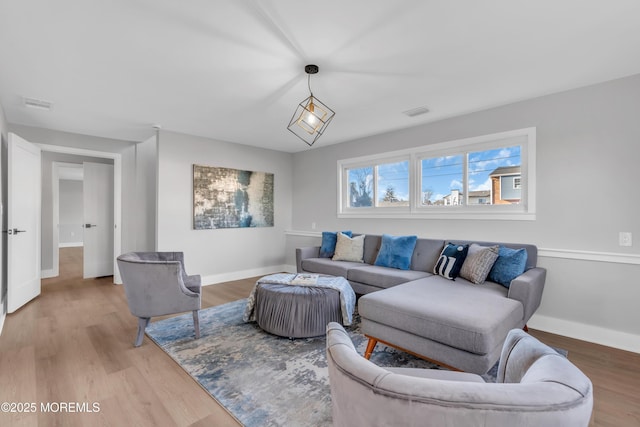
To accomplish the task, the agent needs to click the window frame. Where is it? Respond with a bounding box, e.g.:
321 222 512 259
337 127 536 220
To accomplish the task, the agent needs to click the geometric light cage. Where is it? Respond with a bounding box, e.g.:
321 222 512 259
287 94 335 146
286 64 336 147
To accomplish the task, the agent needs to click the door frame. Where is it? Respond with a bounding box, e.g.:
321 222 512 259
38 144 122 284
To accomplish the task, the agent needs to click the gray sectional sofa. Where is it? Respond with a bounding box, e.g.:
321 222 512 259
296 234 546 374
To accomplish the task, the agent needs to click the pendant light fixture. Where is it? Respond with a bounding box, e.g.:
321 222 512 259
287 64 335 147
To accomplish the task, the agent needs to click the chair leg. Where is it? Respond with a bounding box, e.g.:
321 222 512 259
135 317 150 347
364 337 378 360
192 310 200 339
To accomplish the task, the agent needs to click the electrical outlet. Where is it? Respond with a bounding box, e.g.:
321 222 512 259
311 222 316 230
619 232 632 247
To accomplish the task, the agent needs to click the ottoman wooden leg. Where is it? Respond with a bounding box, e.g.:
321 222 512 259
364 337 378 360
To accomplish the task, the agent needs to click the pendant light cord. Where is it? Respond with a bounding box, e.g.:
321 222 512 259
307 73 313 97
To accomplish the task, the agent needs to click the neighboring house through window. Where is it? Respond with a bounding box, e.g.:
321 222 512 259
490 166 521 204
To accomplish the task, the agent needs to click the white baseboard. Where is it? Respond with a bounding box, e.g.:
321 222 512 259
201 264 297 287
41 269 57 279
528 314 640 354
59 242 83 248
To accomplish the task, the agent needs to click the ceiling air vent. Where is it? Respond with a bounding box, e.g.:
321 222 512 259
23 97 53 111
402 106 429 117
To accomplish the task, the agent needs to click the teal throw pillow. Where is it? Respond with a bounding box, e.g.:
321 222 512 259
374 234 418 270
320 231 352 258
433 243 469 280
488 246 528 288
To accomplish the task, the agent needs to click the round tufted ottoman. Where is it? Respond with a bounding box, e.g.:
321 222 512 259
254 282 342 338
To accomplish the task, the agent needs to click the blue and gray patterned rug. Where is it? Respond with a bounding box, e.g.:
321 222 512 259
146 298 498 427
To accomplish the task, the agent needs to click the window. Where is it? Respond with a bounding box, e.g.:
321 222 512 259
377 161 410 207
338 127 535 220
344 160 409 209
421 155 463 206
346 166 373 208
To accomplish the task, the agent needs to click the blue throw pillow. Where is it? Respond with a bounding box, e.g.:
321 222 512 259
433 243 469 280
374 234 418 270
488 246 528 288
319 231 352 258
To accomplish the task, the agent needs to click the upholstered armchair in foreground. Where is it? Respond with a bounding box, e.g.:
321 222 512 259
326 324 593 427
117 252 201 347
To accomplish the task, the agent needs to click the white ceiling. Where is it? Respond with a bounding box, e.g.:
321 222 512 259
1 1 640 153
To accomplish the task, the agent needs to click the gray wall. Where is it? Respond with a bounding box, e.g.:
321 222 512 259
289 74 640 352
135 135 157 251
156 130 293 284
59 180 83 245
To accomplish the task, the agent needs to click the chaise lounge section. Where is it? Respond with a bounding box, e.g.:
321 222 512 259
297 233 546 374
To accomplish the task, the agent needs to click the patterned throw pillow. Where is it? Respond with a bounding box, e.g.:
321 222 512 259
319 231 352 258
488 247 528 288
460 244 499 284
332 233 365 263
433 243 469 280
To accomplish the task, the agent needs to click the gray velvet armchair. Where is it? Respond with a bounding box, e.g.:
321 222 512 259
117 252 202 347
327 323 593 427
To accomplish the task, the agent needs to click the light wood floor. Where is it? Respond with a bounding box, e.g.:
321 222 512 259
1 248 638 426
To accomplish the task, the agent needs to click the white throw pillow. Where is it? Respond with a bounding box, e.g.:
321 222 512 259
332 233 365 263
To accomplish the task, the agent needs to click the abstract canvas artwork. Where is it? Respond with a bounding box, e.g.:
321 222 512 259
193 165 274 229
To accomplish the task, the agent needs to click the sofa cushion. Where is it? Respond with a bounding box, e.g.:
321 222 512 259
319 231 352 258
348 265 432 289
301 258 365 278
374 234 418 270
362 234 383 264
433 243 469 280
333 233 365 262
358 277 523 355
460 244 499 284
488 246 528 288
357 234 443 268
409 238 445 272
450 240 538 271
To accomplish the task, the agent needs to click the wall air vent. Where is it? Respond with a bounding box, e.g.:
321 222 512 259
402 106 429 117
23 97 53 111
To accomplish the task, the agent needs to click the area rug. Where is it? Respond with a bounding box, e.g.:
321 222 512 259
146 299 502 426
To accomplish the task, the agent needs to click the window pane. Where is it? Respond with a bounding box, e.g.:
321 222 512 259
377 161 409 207
421 155 463 206
347 166 373 208
468 146 521 205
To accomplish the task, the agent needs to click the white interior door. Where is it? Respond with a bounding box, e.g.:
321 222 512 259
83 162 114 278
7 133 41 313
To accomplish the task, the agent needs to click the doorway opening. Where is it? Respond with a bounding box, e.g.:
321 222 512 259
48 158 115 280
38 145 122 284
